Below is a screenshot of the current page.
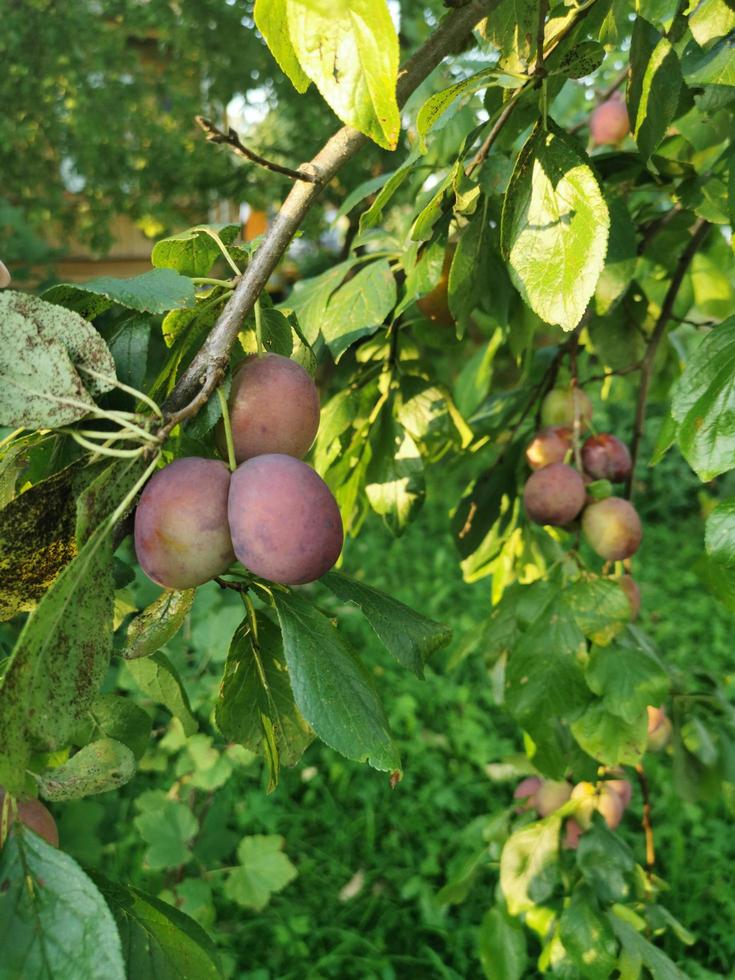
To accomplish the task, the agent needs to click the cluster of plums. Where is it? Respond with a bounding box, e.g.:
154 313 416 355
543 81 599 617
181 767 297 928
523 386 643 565
512 705 671 848
134 353 344 589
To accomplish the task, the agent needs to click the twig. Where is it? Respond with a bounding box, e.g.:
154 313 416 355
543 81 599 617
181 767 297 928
534 0 549 80
625 218 710 498
162 1 491 426
195 116 323 185
634 763 656 876
466 94 522 175
581 361 643 386
214 577 249 594
636 206 681 255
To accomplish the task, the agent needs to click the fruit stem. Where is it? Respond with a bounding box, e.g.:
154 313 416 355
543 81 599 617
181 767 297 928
217 386 237 472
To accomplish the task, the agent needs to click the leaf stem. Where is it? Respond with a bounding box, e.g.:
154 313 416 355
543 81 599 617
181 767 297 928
217 386 237 472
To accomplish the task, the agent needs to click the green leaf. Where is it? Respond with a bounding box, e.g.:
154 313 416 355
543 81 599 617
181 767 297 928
705 497 735 566
627 19 683 161
36 738 136 801
224 835 298 912
0 828 125 980
448 204 491 336
608 912 688 980
416 68 499 152
500 817 561 916
255 0 310 93
215 616 313 788
689 0 735 45
595 197 638 315
126 651 198 736
151 224 240 278
273 590 401 772
108 314 151 391
577 823 634 904
88 693 153 760
91 874 223 980
283 259 356 344
478 906 528 980
505 603 591 728
44 268 195 315
546 40 606 79
321 571 451 678
682 37 735 87
585 631 669 724
500 123 610 331
364 407 425 535
571 701 648 766
322 259 396 360
694 552 735 611
0 463 83 620
558 886 618 978
563 577 631 646
483 0 540 74
124 589 196 660
134 797 199 870
671 315 735 480
0 290 116 428
358 154 418 234
285 0 400 150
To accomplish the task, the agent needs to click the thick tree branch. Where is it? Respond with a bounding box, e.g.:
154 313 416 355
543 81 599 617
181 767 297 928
625 218 711 499
162 1 489 426
195 116 323 184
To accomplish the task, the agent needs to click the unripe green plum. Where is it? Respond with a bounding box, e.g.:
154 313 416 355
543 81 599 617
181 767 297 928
0 789 58 847
540 387 593 429
513 776 542 809
590 95 630 146
221 354 320 463
534 780 572 817
618 575 641 620
582 497 642 560
525 426 572 470
0 260 10 289
228 454 343 585
134 458 235 589
523 463 586 526
582 434 632 483
646 705 672 752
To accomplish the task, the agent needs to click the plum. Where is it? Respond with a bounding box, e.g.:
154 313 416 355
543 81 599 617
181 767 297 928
534 780 573 817
525 426 572 470
582 497 642 560
221 354 320 463
0 260 10 289
619 574 641 620
513 776 542 810
582 434 632 483
523 463 586 526
417 245 455 326
134 457 235 589
571 781 623 830
563 818 583 850
590 95 630 146
228 454 343 585
0 789 58 847
606 778 633 810
647 705 672 752
540 387 593 429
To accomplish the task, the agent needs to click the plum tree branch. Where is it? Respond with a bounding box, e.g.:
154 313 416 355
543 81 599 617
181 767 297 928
625 218 711 499
161 1 490 430
195 116 323 184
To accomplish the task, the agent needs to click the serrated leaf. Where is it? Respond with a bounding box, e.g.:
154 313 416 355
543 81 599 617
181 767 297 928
134 798 199 870
563 577 631 646
108 315 151 392
628 19 683 161
0 455 145 793
273 590 400 772
126 651 198 736
671 316 735 480
500 123 610 331
36 738 136 801
358 154 418 233
91 874 223 980
215 616 313 788
682 36 735 87
571 701 648 766
283 259 356 344
365 407 425 535
44 268 195 316
483 0 539 74
689 0 735 46
500 817 561 916
585 631 669 724
0 829 125 980
255 0 310 93
286 0 400 150
224 835 297 912
124 589 196 660
608 911 688 979
0 291 116 428
322 571 451 677
322 259 396 360
417 68 499 151
88 693 152 760
151 224 240 278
